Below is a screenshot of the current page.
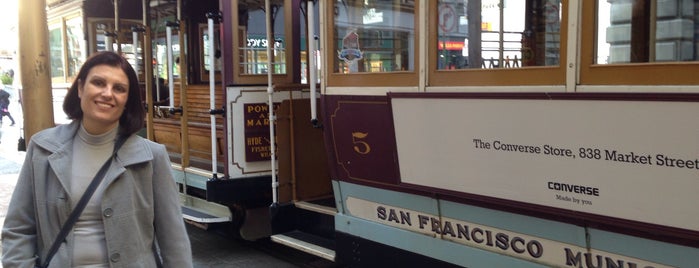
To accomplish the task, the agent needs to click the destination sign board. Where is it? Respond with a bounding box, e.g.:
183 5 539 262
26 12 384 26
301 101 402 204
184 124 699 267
243 102 278 162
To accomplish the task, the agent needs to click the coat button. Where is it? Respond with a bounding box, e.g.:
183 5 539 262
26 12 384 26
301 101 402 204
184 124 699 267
103 208 114 218
110 253 121 263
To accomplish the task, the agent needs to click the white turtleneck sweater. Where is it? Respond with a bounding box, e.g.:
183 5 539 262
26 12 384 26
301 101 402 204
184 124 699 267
70 124 118 268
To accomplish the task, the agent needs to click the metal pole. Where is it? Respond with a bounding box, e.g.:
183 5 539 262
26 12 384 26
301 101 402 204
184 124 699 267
131 27 144 80
143 0 155 140
17 0 55 142
265 0 278 205
165 22 175 108
498 0 504 67
177 0 189 168
105 32 114 52
206 12 220 176
307 0 318 125
114 0 122 54
155 44 161 102
177 0 182 22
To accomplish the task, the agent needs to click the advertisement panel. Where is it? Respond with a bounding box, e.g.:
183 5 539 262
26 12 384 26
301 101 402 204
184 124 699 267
392 95 699 232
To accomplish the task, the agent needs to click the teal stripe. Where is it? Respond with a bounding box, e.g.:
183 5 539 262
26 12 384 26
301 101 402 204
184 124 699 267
335 181 695 267
335 213 548 267
588 228 699 267
336 181 439 214
183 171 209 189
171 169 185 185
171 169 211 190
440 200 586 246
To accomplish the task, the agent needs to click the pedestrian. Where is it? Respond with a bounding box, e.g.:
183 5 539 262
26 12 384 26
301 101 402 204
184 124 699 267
1 51 193 267
0 86 15 126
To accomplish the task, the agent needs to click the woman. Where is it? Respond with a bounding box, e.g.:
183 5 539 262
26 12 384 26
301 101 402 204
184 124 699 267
2 51 193 267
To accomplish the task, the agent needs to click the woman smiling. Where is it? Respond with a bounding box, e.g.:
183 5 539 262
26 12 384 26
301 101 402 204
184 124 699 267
2 51 193 268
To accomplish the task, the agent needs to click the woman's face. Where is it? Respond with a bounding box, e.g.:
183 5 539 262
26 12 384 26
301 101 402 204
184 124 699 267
78 64 129 135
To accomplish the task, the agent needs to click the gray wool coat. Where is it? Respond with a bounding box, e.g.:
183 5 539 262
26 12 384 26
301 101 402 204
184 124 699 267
1 121 193 267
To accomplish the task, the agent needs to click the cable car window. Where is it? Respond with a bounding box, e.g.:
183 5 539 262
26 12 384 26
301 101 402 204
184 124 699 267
436 0 561 70
300 1 321 84
153 33 180 80
202 24 221 73
333 0 416 73
87 19 145 79
238 0 287 75
580 1 699 85
595 0 699 64
200 24 221 81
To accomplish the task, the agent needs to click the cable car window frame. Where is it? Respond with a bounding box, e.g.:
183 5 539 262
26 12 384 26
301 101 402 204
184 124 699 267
579 1 699 86
229 0 295 85
427 0 568 87
86 18 145 78
324 0 419 87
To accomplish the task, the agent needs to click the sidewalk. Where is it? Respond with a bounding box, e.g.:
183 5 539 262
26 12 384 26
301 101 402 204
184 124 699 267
0 98 25 227
0 88 26 262
0 124 24 230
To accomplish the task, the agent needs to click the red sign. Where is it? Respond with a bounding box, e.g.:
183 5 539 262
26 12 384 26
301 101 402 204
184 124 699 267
438 41 464 51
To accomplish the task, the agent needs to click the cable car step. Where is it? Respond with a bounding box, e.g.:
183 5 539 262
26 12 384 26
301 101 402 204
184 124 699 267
179 193 231 223
294 201 337 216
270 230 336 261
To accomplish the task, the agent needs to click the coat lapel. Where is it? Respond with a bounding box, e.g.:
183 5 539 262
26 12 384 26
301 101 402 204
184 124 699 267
102 135 154 186
38 122 80 197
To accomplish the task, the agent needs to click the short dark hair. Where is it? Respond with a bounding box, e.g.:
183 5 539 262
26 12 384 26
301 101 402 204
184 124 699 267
63 51 144 136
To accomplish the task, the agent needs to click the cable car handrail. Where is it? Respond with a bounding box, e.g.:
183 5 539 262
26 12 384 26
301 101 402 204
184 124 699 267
206 11 222 178
265 0 279 206
165 21 182 114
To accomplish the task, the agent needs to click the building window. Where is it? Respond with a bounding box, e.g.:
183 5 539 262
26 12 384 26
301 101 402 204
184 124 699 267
48 14 86 84
49 22 65 83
